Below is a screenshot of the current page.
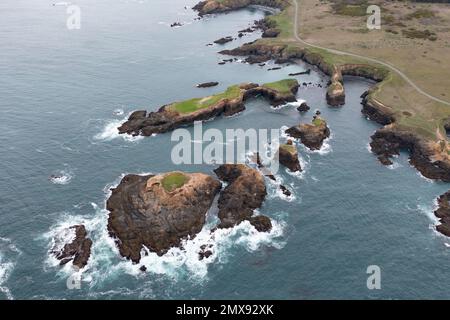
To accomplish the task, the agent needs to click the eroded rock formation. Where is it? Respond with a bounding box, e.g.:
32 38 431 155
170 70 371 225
214 164 272 232
51 225 92 269
278 140 301 172
286 116 330 150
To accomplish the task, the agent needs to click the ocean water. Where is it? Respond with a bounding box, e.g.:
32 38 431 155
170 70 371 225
1 0 450 300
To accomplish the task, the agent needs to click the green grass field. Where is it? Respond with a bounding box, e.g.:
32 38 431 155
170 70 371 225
170 85 242 114
262 79 297 94
161 172 189 192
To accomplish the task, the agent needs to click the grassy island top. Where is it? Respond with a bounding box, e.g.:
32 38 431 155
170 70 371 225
280 143 297 155
262 79 298 94
168 79 297 114
161 172 189 192
170 85 242 114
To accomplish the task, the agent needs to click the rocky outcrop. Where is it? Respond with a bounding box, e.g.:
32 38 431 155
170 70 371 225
193 0 287 16
434 191 450 237
262 28 280 38
119 81 299 137
197 81 219 88
286 116 330 150
278 140 301 172
106 172 222 262
250 153 292 197
214 36 233 44
51 225 92 269
297 102 310 112
370 126 450 182
214 164 272 232
326 81 345 106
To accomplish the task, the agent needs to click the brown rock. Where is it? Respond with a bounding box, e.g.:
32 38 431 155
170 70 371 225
214 164 271 232
106 172 222 262
286 117 330 150
51 225 92 269
278 142 301 172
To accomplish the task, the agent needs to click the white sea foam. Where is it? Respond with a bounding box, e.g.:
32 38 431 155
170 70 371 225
415 170 434 183
0 259 14 300
0 238 21 300
44 173 287 285
387 161 402 170
274 99 307 110
113 108 124 116
49 169 73 185
94 117 143 143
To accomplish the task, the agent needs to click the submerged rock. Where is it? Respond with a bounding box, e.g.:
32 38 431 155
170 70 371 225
51 225 92 269
286 116 330 150
214 164 272 232
289 69 311 76
106 172 222 262
214 36 233 44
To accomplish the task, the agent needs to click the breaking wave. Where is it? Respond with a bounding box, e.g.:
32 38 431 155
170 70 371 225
43 174 288 290
0 238 21 300
49 168 73 185
94 117 144 143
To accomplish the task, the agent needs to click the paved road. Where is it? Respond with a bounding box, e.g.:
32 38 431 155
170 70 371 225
292 0 450 106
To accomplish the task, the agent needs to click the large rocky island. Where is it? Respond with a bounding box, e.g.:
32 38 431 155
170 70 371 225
119 80 299 137
106 165 273 263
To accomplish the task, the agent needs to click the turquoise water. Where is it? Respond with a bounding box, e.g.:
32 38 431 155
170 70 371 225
1 0 450 299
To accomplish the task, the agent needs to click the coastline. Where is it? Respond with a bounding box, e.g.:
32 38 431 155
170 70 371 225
193 0 450 183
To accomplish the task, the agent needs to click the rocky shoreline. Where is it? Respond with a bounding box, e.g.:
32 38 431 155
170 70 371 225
278 140 301 172
199 5 450 182
118 80 299 137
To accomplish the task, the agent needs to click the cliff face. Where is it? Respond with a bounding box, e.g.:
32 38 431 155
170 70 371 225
119 81 299 137
107 173 222 262
370 127 450 181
